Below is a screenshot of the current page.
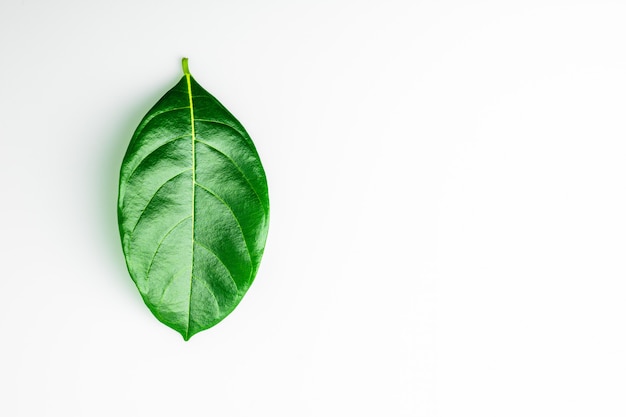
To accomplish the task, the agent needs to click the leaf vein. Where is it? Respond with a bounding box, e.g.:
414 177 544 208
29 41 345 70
193 239 240 293
193 118 248 141
193 138 267 213
129 168 192 235
124 134 192 183
157 267 191 307
145 216 192 280
132 106 190 141
194 182 254 267
191 273 221 315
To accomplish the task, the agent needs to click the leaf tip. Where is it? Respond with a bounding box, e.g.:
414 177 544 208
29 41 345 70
182 57 190 75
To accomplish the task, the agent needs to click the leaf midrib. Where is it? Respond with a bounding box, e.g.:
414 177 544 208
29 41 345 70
186 71 196 340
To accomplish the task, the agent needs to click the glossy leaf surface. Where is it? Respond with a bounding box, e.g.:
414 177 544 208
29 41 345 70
118 59 269 340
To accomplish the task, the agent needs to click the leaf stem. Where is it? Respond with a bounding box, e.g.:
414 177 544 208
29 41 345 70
182 57 190 75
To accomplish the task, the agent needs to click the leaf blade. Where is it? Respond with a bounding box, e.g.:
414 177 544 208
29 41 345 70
118 59 269 340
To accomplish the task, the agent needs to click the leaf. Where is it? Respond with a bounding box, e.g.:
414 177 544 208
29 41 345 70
117 58 269 340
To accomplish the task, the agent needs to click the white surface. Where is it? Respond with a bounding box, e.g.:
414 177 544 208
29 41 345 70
1 0 625 415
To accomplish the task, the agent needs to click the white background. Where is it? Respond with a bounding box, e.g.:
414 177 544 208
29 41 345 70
1 0 625 415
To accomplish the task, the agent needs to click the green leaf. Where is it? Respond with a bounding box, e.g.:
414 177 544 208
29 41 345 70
117 58 269 340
